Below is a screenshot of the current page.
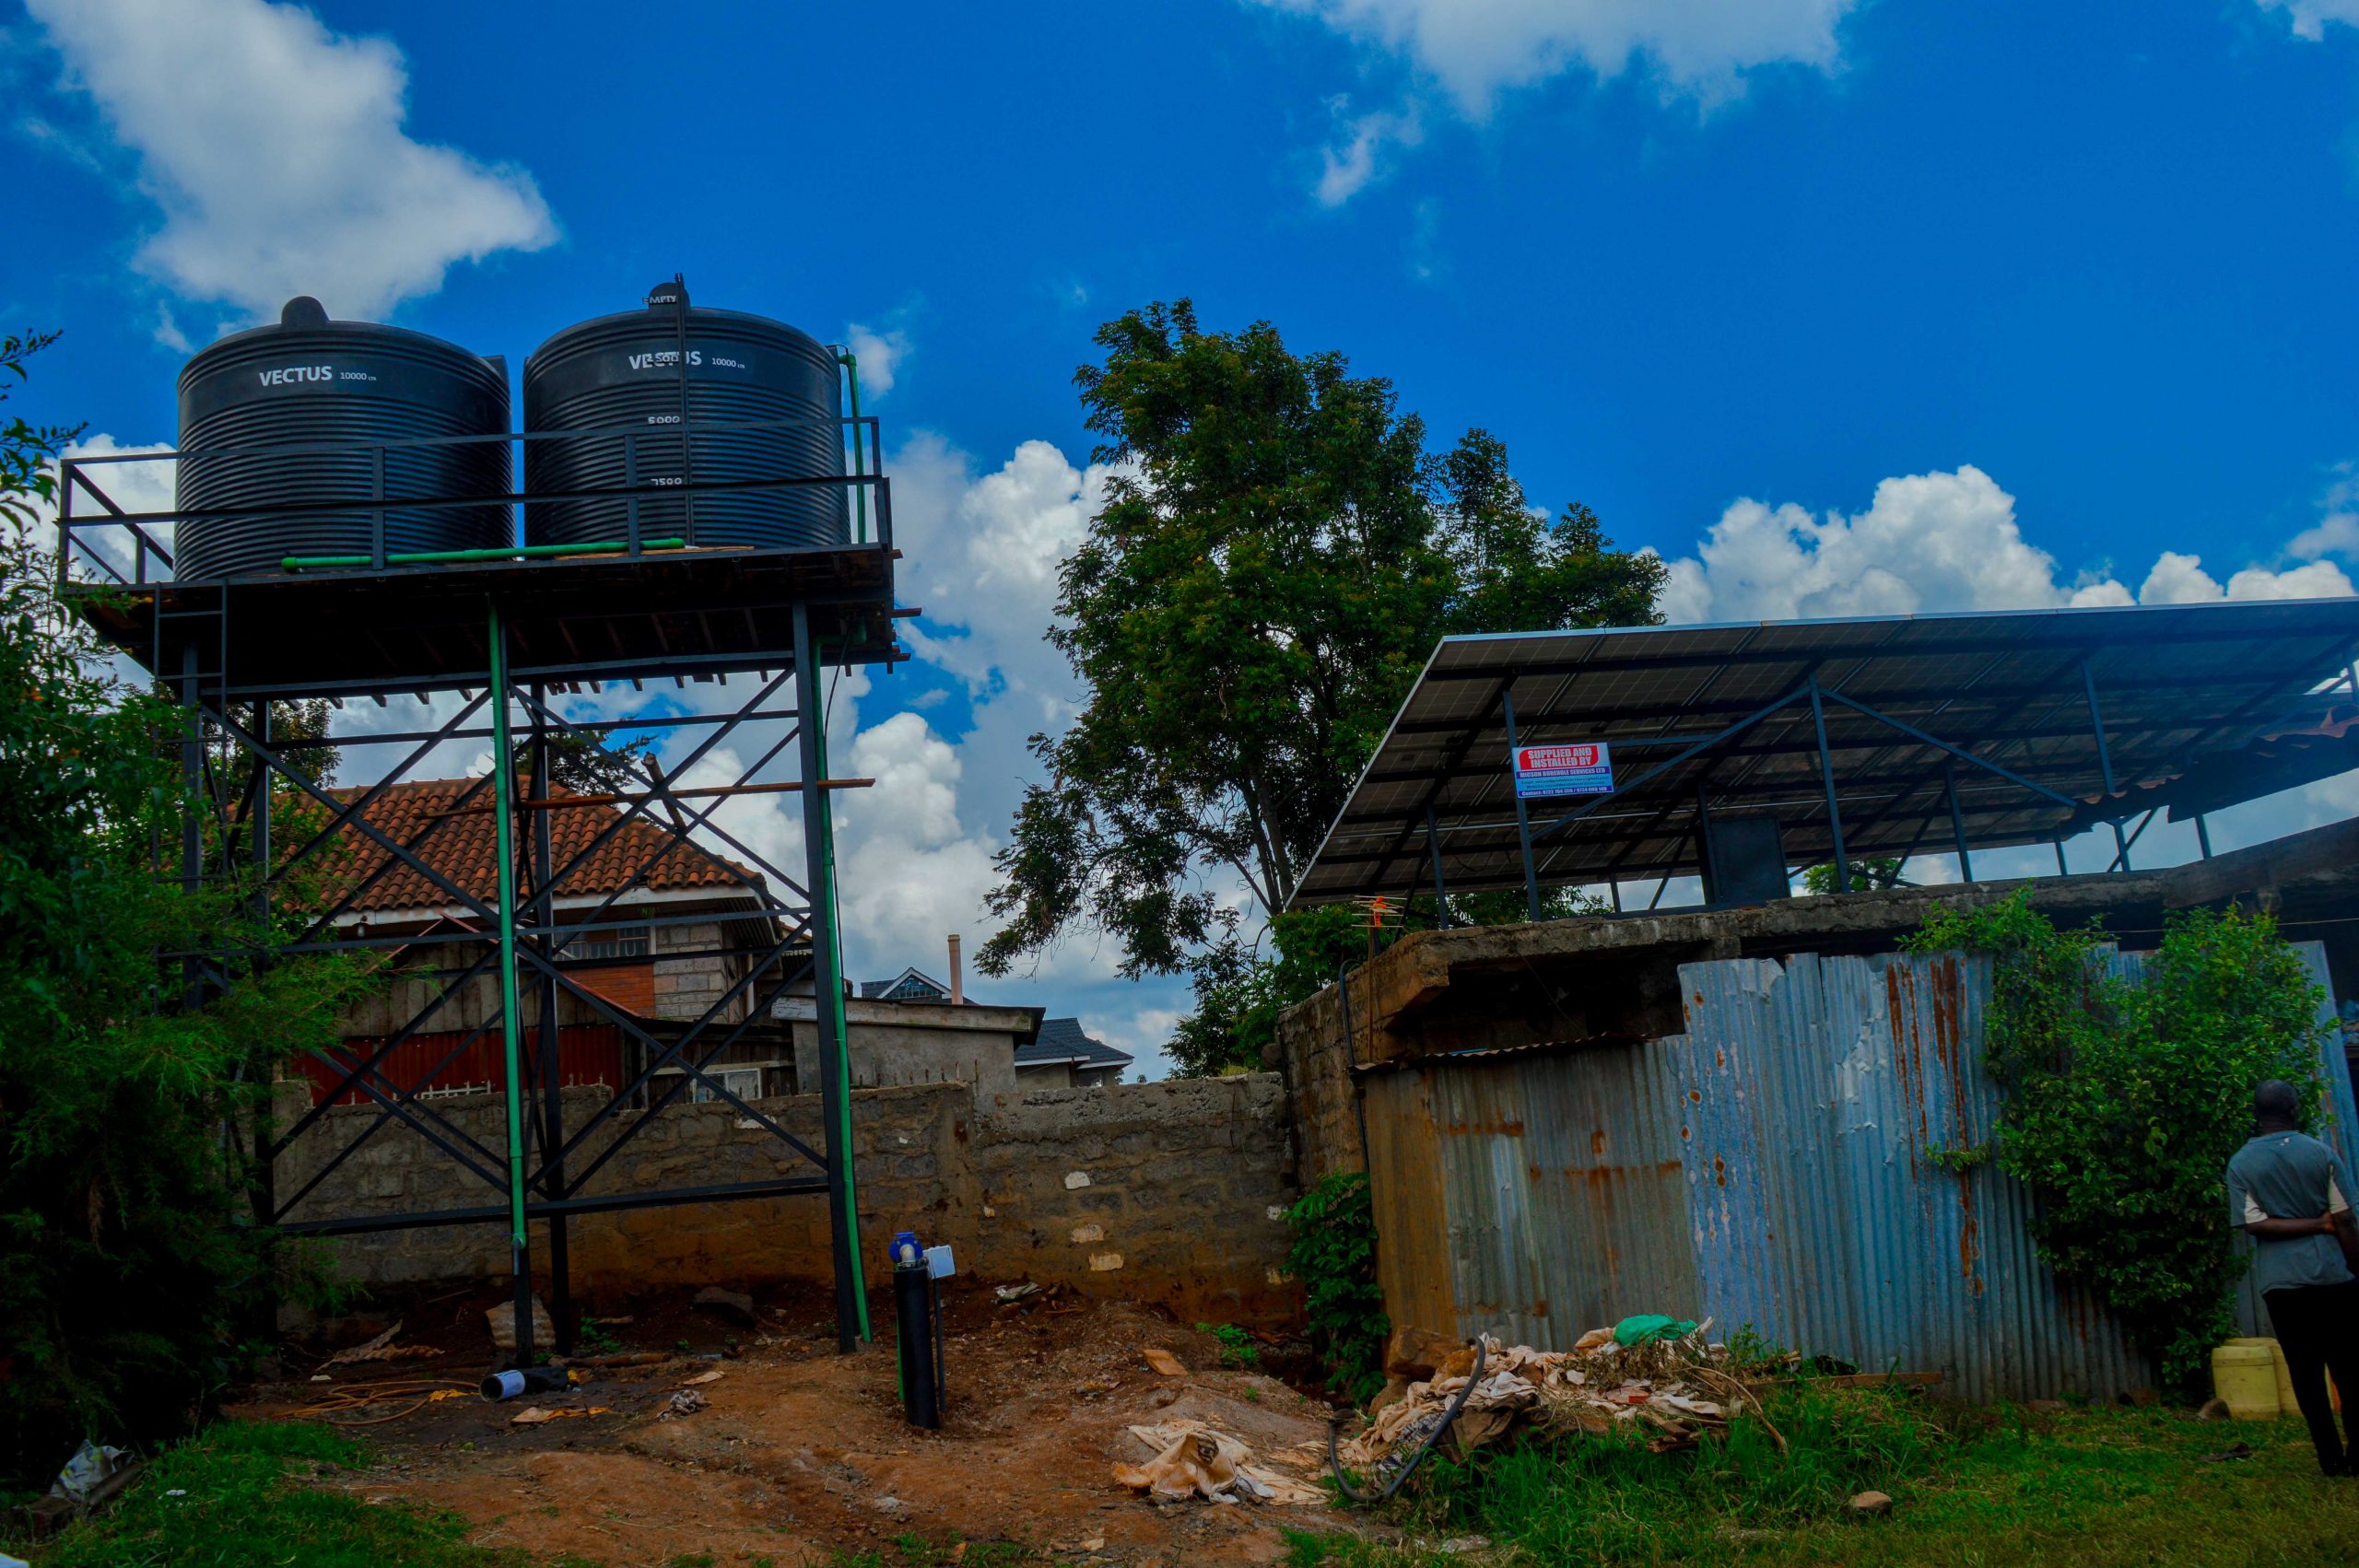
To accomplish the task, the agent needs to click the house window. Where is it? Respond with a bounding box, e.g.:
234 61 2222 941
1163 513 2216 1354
691 1066 764 1105
569 924 651 961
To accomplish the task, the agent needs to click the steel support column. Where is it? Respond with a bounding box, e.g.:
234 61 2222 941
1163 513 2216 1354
179 641 205 1010
1944 759 1974 883
529 683 572 1354
2082 662 2129 872
796 603 868 1351
1424 805 1451 927
2197 813 2214 860
487 605 535 1365
1806 675 1850 895
1499 685 1543 923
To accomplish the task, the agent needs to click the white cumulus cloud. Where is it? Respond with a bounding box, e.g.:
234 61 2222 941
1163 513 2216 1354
48 434 177 583
2256 0 2359 41
1253 0 1862 114
844 321 911 400
26 0 556 322
1316 103 1423 206
1656 463 2358 626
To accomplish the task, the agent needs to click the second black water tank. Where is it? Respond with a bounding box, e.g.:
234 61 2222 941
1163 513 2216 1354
174 297 511 580
522 280 848 551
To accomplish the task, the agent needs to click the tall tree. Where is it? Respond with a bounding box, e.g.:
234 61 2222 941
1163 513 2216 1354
0 333 366 1481
978 302 1662 1024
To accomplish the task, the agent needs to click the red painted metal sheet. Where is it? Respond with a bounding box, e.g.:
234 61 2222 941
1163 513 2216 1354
299 1024 627 1106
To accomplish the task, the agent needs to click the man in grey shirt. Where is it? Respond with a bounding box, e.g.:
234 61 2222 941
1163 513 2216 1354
2225 1079 2359 1475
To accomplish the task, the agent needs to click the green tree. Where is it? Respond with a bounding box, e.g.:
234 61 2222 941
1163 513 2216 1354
509 724 658 796
1905 895 2329 1394
978 302 1662 1069
1801 856 1908 895
0 332 367 1482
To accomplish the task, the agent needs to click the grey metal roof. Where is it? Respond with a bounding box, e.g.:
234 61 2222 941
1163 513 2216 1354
1015 1017 1133 1071
1292 598 2359 907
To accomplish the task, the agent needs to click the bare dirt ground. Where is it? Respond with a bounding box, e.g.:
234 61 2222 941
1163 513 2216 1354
230 1276 1378 1565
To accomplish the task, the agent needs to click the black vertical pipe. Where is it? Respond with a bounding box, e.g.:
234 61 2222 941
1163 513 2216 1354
529 684 572 1353
2055 839 2070 875
895 1263 940 1428
2197 813 2214 860
1806 675 1850 895
1499 684 1543 924
795 603 864 1352
1424 804 1450 928
1944 759 1974 883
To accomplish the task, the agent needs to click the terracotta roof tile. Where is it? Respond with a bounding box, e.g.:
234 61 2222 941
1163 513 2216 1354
323 778 764 917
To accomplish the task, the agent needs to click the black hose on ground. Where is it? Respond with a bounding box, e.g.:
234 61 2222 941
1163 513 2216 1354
1326 1335 1487 1505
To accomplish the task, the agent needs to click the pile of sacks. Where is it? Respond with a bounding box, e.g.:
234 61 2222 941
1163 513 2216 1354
1344 1316 1756 1465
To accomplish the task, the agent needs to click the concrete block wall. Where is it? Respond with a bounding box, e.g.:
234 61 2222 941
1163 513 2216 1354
972 1076 1300 1323
653 919 735 1022
1273 983 1362 1184
276 1072 1302 1326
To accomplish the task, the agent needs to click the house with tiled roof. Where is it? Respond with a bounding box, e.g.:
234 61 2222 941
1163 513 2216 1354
314 784 1058 1112
313 778 804 1108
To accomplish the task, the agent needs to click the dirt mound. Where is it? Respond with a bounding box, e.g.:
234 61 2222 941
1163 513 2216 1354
234 1279 1367 1565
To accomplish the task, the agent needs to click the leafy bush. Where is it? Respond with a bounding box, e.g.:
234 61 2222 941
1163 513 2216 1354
0 334 370 1483
1286 1170 1389 1401
1904 895 2328 1393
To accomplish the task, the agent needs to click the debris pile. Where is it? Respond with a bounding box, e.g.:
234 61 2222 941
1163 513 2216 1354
1344 1316 1768 1469
1113 1420 1328 1506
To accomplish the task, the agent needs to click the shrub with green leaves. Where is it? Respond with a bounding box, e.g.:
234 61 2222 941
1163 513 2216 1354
0 333 370 1483
1904 895 2329 1393
1286 1170 1389 1401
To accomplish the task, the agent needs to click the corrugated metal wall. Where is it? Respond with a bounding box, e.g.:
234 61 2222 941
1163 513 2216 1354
1362 942 2356 1403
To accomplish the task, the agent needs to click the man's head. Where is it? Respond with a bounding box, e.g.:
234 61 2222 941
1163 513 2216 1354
2254 1079 2304 1129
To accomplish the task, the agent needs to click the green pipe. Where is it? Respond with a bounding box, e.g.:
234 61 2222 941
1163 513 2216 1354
282 537 689 571
836 351 868 545
488 608 531 1270
811 678 870 1340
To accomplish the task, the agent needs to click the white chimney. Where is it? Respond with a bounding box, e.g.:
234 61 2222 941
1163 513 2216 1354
947 933 964 1004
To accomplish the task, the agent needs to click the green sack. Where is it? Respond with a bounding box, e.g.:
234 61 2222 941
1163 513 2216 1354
1614 1314 1698 1347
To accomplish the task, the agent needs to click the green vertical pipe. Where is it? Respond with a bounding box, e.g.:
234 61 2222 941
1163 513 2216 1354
487 608 534 1313
838 351 868 545
813 673 868 1340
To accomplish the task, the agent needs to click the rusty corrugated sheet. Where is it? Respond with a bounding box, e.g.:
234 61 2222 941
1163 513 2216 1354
1359 941 2354 1402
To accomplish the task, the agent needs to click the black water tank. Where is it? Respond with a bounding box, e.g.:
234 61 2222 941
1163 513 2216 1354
174 297 511 580
521 279 847 552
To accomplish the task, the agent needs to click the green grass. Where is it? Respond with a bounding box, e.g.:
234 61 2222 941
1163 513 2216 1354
1197 1321 1262 1369
1286 1385 2359 1566
6 1421 541 1568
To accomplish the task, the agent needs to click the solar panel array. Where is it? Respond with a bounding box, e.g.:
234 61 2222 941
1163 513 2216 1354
1291 599 2359 907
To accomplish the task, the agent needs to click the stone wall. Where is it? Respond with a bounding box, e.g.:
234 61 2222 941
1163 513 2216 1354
277 1072 1301 1325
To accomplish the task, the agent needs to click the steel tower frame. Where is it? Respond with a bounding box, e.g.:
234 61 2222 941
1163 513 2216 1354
55 409 900 1361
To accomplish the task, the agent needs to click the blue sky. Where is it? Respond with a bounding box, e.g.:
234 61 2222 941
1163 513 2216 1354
11 0 2359 1071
